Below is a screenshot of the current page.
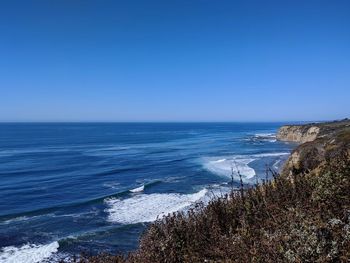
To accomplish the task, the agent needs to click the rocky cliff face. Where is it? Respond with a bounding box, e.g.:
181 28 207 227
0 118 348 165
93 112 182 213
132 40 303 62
277 125 320 143
279 119 350 178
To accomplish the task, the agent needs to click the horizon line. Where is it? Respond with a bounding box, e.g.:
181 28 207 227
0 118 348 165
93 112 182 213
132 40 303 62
0 119 341 124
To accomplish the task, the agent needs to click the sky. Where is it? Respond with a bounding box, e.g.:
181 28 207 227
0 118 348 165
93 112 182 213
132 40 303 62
0 0 349 122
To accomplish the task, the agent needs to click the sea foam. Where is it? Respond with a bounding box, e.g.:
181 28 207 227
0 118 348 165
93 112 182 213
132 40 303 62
203 152 290 182
203 157 256 181
104 189 208 224
247 133 277 143
251 152 289 158
129 185 145 193
0 241 59 263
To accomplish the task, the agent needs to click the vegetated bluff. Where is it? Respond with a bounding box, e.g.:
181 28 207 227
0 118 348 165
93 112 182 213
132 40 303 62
81 119 350 263
276 119 350 143
278 119 350 177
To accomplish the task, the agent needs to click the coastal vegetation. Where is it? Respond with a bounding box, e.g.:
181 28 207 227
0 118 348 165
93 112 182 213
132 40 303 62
78 120 350 263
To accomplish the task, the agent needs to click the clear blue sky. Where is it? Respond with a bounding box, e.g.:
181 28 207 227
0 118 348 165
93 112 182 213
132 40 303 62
0 0 349 122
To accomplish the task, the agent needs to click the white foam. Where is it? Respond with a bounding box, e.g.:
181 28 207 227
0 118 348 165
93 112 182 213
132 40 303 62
0 216 29 225
212 159 226 163
203 152 290 182
251 133 277 142
251 152 289 158
255 133 276 137
273 160 281 170
0 214 52 225
161 176 186 183
204 157 256 181
130 185 144 193
0 241 59 263
104 189 208 224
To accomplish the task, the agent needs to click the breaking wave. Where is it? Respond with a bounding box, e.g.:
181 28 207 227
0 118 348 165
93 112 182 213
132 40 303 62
202 152 290 182
104 189 208 224
129 185 145 193
203 157 256 181
0 241 59 263
244 133 277 143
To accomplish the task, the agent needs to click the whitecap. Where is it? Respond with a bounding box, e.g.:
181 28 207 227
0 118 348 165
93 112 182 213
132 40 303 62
251 152 289 158
0 241 59 263
104 189 208 224
248 133 277 143
161 176 185 183
129 185 145 193
212 159 226 163
203 157 256 181
202 152 290 182
254 133 276 137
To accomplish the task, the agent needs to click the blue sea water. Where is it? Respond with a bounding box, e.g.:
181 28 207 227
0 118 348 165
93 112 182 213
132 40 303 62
0 123 295 262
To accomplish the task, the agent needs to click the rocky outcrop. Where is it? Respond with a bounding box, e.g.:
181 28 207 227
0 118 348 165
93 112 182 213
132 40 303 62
280 119 350 178
277 125 320 143
277 119 350 143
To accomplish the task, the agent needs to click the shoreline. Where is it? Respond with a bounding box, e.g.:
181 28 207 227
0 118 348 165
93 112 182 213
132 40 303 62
81 119 350 262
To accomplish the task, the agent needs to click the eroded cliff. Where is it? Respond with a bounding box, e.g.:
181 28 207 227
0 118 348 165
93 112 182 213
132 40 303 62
277 119 350 143
277 125 320 143
279 119 350 178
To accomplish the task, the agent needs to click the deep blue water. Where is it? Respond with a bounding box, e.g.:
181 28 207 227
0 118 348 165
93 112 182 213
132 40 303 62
0 123 294 262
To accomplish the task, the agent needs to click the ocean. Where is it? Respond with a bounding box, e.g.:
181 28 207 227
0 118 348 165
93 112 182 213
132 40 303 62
0 123 295 262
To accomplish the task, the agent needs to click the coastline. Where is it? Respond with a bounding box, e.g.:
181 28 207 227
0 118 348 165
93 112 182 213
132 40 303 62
0 123 293 262
82 119 350 262
1 120 348 262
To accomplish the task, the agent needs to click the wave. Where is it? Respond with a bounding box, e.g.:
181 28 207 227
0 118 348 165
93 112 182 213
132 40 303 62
102 182 121 189
0 216 29 225
161 176 186 183
251 152 289 158
0 180 162 223
245 133 277 143
255 133 276 137
0 147 78 158
83 146 136 157
0 241 59 263
94 167 144 177
202 152 290 182
104 189 208 224
129 185 145 193
0 215 42 225
203 157 256 181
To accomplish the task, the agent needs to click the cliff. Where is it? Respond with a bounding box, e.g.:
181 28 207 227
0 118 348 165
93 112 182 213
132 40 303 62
278 119 350 178
277 125 320 143
276 119 350 143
